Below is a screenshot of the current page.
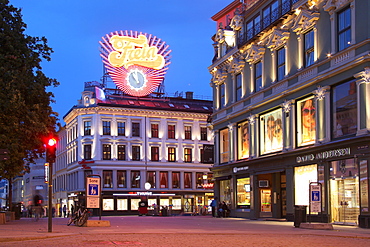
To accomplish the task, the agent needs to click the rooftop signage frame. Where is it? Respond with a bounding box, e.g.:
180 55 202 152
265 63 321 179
100 30 172 97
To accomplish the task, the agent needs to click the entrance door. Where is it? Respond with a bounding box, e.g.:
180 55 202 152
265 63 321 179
330 177 359 225
260 189 272 217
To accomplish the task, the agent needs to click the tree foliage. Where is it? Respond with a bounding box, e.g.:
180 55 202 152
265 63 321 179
0 0 59 182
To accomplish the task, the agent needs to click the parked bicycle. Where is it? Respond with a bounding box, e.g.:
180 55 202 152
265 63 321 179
67 206 89 227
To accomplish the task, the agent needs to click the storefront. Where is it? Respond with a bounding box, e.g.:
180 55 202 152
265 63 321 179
213 140 370 225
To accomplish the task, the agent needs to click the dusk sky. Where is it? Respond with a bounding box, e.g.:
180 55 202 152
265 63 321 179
10 0 230 124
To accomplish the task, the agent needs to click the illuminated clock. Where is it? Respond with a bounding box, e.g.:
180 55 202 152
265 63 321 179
127 69 147 90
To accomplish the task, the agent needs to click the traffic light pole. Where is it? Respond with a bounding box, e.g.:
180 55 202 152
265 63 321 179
48 161 53 233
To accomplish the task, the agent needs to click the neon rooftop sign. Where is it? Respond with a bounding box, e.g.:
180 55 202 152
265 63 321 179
100 31 171 97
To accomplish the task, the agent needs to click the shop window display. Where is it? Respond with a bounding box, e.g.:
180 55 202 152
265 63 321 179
297 97 316 146
294 164 317 209
237 178 251 209
220 128 229 163
260 109 283 154
131 199 140 210
103 199 114 211
220 180 231 205
117 199 128 210
238 121 249 159
332 80 357 138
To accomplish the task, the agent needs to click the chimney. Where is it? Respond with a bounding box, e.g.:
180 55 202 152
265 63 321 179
185 91 193 99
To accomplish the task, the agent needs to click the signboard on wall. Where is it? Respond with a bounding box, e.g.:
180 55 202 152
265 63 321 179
100 30 172 97
310 183 321 213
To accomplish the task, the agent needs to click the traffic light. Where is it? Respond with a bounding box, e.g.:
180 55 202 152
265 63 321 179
46 137 57 164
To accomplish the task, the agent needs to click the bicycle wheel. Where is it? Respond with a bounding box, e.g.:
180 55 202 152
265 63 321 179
67 217 74 226
77 213 88 227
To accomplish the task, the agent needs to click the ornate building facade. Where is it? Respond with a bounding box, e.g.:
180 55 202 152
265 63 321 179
209 0 370 227
53 82 214 215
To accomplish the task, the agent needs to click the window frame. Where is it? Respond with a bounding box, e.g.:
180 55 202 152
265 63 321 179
235 73 242 101
168 147 176 162
337 6 351 51
117 122 126 136
131 145 141 161
103 170 113 188
304 29 315 67
277 46 286 82
102 121 111 135
200 127 208 141
102 144 111 160
184 126 192 140
168 124 176 139
117 170 126 188
151 123 159 138
184 148 192 163
151 146 159 161
255 61 262 92
84 121 91 136
117 145 126 161
84 144 92 160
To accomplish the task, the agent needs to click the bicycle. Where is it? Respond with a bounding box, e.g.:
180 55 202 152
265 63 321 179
67 207 89 227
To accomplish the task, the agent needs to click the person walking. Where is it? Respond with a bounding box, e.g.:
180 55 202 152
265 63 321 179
221 201 229 217
210 197 218 217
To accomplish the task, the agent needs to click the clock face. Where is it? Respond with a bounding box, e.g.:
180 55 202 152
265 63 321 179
127 69 147 90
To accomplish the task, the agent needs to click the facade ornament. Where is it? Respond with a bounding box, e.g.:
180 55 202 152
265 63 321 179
266 28 290 51
230 14 243 31
314 86 327 101
323 0 352 15
228 123 234 131
282 100 292 113
248 114 256 125
215 28 225 43
229 57 245 73
291 8 320 35
211 68 228 85
245 44 265 64
354 67 370 84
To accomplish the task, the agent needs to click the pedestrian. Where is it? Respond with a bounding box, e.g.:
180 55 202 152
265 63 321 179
210 197 217 217
59 206 62 217
218 202 223 217
63 205 67 217
221 201 229 217
52 207 56 217
71 204 74 216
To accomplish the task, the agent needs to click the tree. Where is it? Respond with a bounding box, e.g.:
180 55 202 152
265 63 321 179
0 0 59 210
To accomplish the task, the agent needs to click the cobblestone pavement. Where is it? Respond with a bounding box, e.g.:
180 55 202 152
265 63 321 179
0 216 369 246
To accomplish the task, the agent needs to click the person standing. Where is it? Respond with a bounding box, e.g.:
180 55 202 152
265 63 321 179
63 205 67 217
210 197 218 217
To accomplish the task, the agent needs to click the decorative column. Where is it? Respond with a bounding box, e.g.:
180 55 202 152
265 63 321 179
354 67 370 134
282 100 292 150
314 86 330 142
248 115 256 158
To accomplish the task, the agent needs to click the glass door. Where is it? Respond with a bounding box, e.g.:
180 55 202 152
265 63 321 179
260 189 272 217
330 159 360 225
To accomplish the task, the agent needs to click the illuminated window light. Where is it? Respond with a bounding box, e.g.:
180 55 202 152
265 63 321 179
295 8 301 15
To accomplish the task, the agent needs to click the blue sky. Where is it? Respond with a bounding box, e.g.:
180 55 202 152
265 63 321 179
10 0 230 123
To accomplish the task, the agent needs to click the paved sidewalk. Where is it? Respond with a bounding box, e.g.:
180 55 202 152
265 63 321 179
0 216 369 246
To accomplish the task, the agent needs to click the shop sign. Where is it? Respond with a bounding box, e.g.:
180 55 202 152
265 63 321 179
86 177 100 208
202 183 214 189
233 166 249 173
296 147 350 163
100 31 171 97
310 183 321 213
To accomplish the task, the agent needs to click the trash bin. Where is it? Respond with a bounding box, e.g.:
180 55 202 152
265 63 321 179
294 205 307 227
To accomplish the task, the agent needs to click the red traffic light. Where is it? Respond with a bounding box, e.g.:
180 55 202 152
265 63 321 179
47 138 57 147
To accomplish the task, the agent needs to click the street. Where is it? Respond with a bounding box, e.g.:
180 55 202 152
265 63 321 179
0 216 369 246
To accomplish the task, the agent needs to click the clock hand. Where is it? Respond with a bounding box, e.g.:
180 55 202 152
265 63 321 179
133 71 139 84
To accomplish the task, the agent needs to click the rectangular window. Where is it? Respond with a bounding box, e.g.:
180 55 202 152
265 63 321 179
84 121 91 136
184 148 192 163
172 172 180 189
132 122 140 137
84 144 92 160
260 109 283 154
102 121 111 135
297 96 316 146
263 0 279 29
219 83 225 108
132 146 140 161
295 164 317 206
168 124 175 139
117 145 126 160
200 127 208 141
147 171 156 189
131 170 140 188
160 171 168 188
102 199 114 210
168 147 176 162
246 15 261 40
184 172 192 189
238 121 249 160
255 61 262 91
103 170 113 188
338 6 351 51
117 199 128 210
102 144 111 160
332 80 357 138
117 171 126 188
235 73 242 101
277 47 286 81
220 128 229 163
151 146 159 161
184 126 192 140
196 172 203 189
117 122 125 136
151 123 159 138
304 29 314 67
237 177 251 209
